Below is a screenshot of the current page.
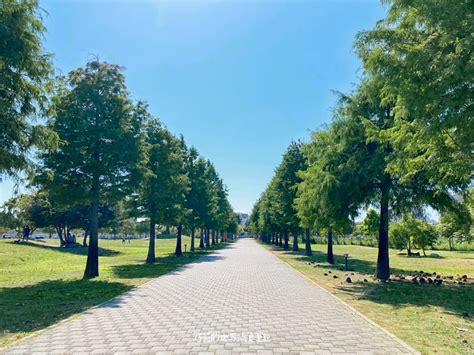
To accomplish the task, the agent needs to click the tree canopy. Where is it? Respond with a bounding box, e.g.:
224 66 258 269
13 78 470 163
0 0 57 178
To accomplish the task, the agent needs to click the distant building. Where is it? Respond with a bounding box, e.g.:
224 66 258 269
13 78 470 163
236 212 249 226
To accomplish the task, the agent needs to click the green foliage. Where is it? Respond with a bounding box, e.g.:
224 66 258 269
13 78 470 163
356 0 473 195
439 190 473 250
0 0 57 178
39 61 142 208
359 209 380 238
134 112 189 227
389 214 438 255
37 60 143 276
274 142 307 231
296 117 368 233
249 142 307 242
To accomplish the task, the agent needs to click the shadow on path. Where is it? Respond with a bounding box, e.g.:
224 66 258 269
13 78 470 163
1 241 234 347
111 252 226 279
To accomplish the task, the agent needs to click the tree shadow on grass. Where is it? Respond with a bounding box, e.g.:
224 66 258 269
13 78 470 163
0 279 131 345
266 243 474 318
0 241 233 346
268 243 439 276
269 244 383 274
337 280 474 318
8 241 121 257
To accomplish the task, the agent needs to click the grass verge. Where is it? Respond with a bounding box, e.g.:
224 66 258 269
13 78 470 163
263 242 474 354
0 237 230 347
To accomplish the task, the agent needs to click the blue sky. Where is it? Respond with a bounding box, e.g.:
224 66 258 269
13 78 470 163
0 0 386 213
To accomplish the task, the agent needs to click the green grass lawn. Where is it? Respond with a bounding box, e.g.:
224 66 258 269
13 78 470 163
0 237 228 347
265 242 474 354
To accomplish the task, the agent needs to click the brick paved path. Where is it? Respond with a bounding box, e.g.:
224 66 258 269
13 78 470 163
6 239 416 354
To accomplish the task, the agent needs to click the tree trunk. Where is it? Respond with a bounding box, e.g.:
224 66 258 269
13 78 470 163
175 223 183 256
146 217 156 263
284 231 289 250
55 225 66 246
292 228 299 251
327 228 334 264
211 230 216 245
279 234 283 247
305 228 312 256
375 174 391 280
448 237 454 251
82 229 89 247
199 228 205 248
205 229 210 247
84 201 99 278
190 228 195 252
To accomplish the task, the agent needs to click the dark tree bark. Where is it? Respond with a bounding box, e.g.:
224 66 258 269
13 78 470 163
205 229 210 247
146 216 156 263
84 200 99 277
175 223 183 256
284 231 289 250
327 228 334 264
220 231 224 243
199 228 205 248
292 228 299 252
279 234 283 247
190 228 195 252
211 230 216 245
375 174 391 280
305 228 312 256
55 225 66 246
82 229 89 247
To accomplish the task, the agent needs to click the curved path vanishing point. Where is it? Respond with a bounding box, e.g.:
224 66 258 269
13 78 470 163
5 239 417 354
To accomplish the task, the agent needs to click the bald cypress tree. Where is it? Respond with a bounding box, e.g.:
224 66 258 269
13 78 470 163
42 61 141 278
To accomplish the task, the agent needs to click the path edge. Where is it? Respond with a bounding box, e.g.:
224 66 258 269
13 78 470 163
0 242 234 352
258 240 420 355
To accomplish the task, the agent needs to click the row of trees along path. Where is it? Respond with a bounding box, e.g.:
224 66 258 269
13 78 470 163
0 1 237 278
248 0 473 280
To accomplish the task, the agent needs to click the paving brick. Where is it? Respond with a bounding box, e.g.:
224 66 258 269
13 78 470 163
4 239 416 354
